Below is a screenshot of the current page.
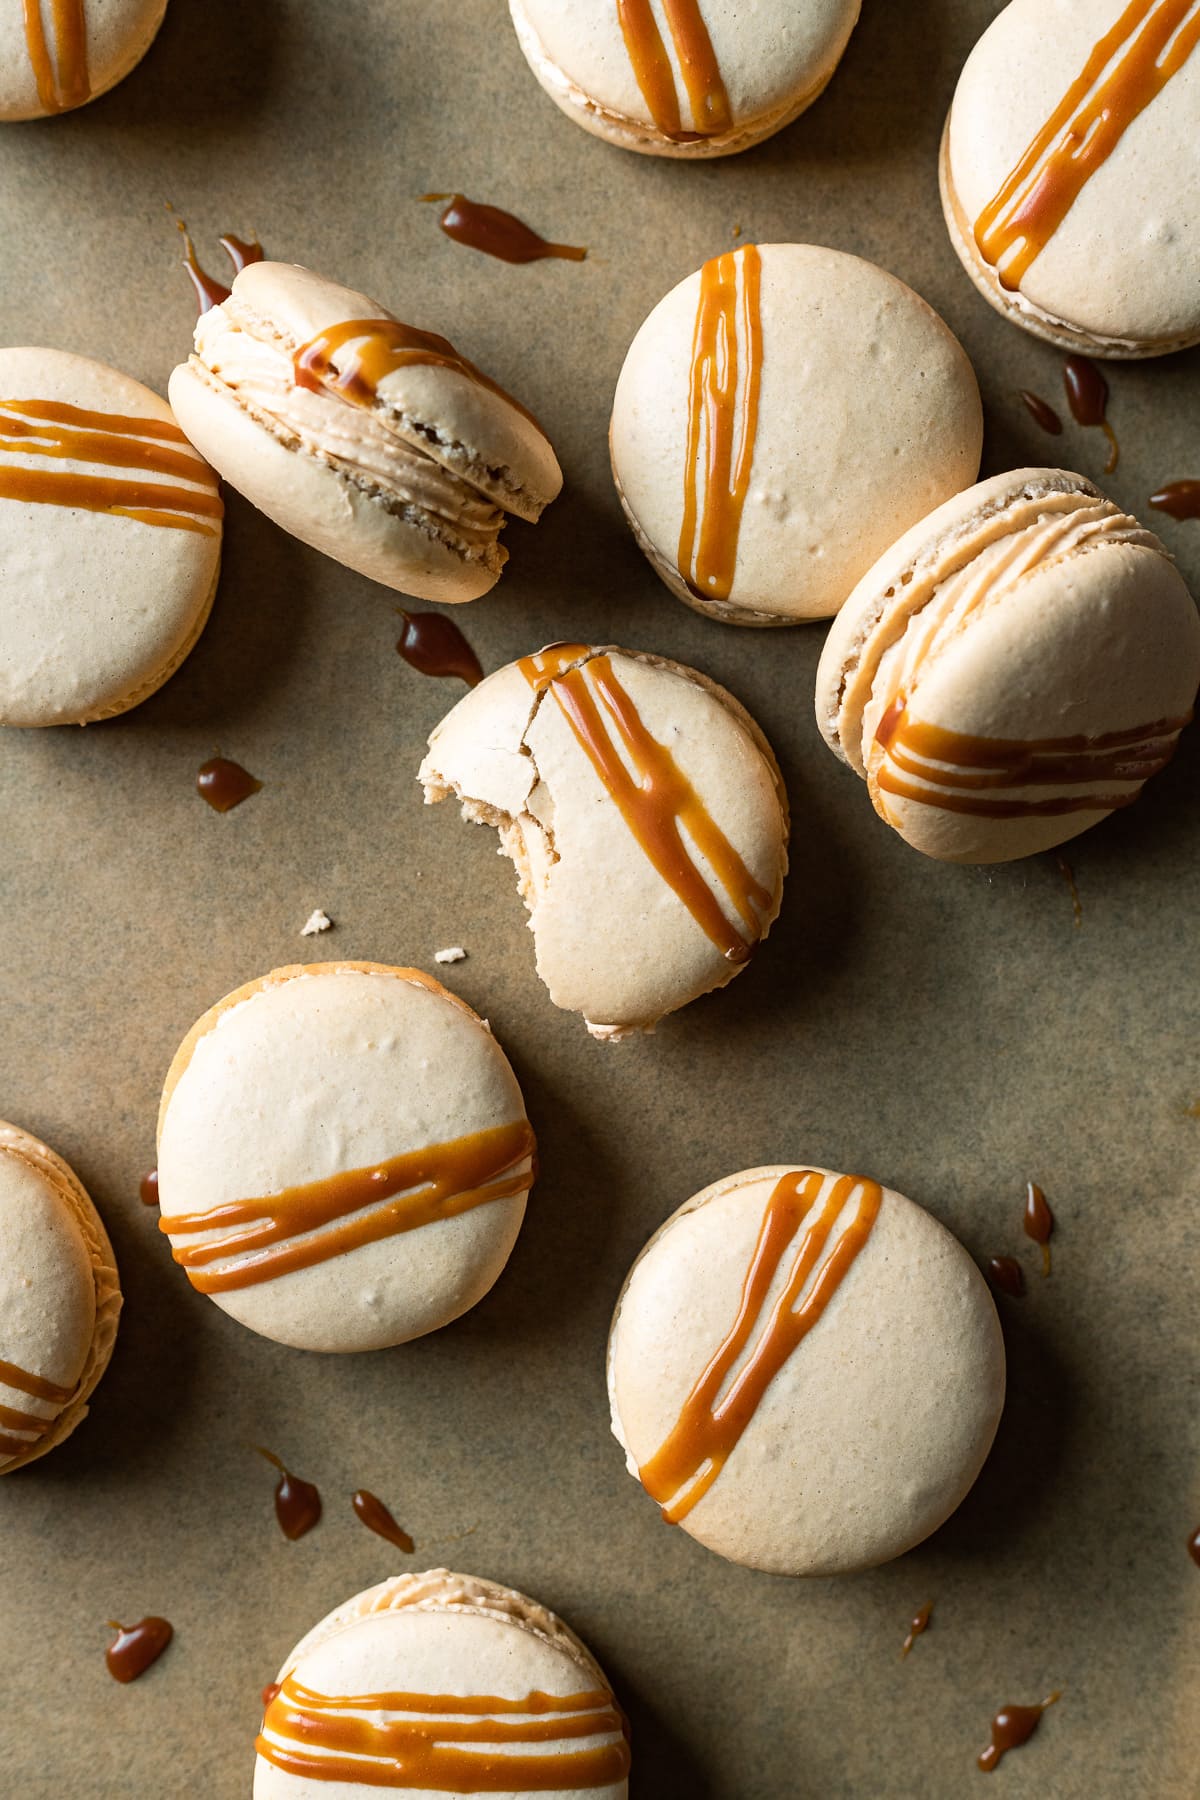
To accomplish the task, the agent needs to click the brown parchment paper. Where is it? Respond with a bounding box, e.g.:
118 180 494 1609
1 2 1197 1795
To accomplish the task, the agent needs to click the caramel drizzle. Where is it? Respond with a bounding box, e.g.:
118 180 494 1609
0 1357 73 1459
161 1118 535 1294
258 1676 630 1791
677 245 763 606
616 0 732 138
639 1171 882 1523
873 698 1192 820
293 318 541 432
974 0 1200 290
519 647 772 963
23 0 89 115
0 399 222 536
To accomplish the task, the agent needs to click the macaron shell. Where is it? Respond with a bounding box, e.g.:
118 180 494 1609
0 0 167 120
608 1167 1005 1576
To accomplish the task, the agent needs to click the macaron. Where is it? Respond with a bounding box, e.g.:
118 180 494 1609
610 243 982 625
255 1570 630 1796
0 1121 121 1474
607 1165 1005 1575
0 0 166 120
168 261 562 603
508 0 861 158
419 644 789 1040
940 0 1200 357
155 963 535 1352
0 346 222 726
816 468 1200 865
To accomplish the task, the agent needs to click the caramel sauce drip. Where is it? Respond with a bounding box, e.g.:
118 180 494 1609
0 1357 73 1403
1150 479 1200 520
978 1691 1061 1772
293 318 541 433
352 1488 415 1553
617 0 732 139
262 1682 282 1709
986 1255 1026 1298
0 398 222 535
424 195 586 265
678 244 764 606
196 757 262 813
161 1118 535 1294
255 1448 322 1540
175 219 264 316
1023 1181 1054 1275
518 648 772 963
1019 390 1063 436
974 0 1200 290
23 0 89 114
105 1617 173 1683
140 1169 160 1207
900 1601 933 1658
873 698 1191 820
1188 1526 1200 1566
639 1171 882 1523
1063 356 1118 472
0 1358 73 1458
397 611 483 686
257 1675 631 1791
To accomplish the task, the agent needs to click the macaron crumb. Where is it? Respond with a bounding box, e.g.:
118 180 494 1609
434 946 466 964
299 910 333 936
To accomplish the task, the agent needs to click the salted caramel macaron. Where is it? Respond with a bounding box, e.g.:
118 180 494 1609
816 469 1200 865
940 0 1200 357
610 244 982 625
419 645 789 1041
0 1121 121 1473
168 262 562 603
608 1166 1005 1575
0 0 166 121
0 347 222 726
255 1570 630 1795
156 964 535 1352
508 0 860 158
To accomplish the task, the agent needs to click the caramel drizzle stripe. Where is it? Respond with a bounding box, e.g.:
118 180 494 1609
292 318 544 434
0 1401 52 1435
518 650 771 962
0 422 217 487
0 467 223 533
616 0 732 138
161 1119 535 1295
639 1172 882 1523
0 401 195 444
22 0 90 115
975 0 1200 289
0 1356 73 1404
678 245 764 606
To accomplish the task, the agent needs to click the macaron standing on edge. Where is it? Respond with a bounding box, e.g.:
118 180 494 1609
168 261 563 603
0 1121 122 1474
610 244 983 626
816 468 1200 864
608 1165 1005 1575
156 963 536 1352
0 0 167 121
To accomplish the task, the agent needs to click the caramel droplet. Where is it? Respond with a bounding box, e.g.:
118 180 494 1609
352 1489 415 1553
1063 356 1118 472
1056 856 1083 928
196 758 262 813
105 1617 173 1683
1019 390 1063 436
986 1255 1025 1298
1187 1527 1200 1567
1023 1182 1054 1276
900 1601 932 1658
397 611 483 686
139 1169 159 1208
1149 480 1200 522
255 1448 322 1540
978 1692 1060 1772
423 194 586 265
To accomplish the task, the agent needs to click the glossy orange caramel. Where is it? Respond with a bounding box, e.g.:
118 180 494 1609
978 1692 1061 1772
617 0 731 138
292 318 542 432
0 1355 71 1458
23 0 89 114
425 195 586 264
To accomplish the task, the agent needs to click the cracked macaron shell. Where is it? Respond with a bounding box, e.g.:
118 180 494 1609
0 0 167 120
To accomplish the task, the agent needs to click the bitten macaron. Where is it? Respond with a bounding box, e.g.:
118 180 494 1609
608 1165 1005 1575
0 1121 121 1473
508 0 860 157
610 244 982 625
940 0 1200 357
816 468 1200 864
0 347 222 726
419 644 789 1040
0 0 166 120
155 963 535 1352
255 1570 630 1795
168 261 562 602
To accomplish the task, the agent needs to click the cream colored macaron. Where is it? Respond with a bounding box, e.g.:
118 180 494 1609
815 468 1200 865
168 261 562 604
0 347 222 726
608 1165 1005 1576
0 0 166 120
254 1570 630 1796
940 0 1200 357
508 0 860 158
0 1121 121 1473
155 964 535 1352
610 244 982 625
419 644 789 1041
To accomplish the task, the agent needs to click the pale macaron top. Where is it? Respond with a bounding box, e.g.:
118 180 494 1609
941 0 1200 355
0 1121 121 1474
816 468 1200 864
419 645 789 1040
509 0 861 157
168 261 562 604
607 1165 1006 1576
0 346 222 727
0 0 167 120
156 964 535 1353
610 244 983 625
255 1570 630 1797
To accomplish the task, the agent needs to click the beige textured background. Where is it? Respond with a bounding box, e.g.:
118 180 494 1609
1 2 1197 1795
